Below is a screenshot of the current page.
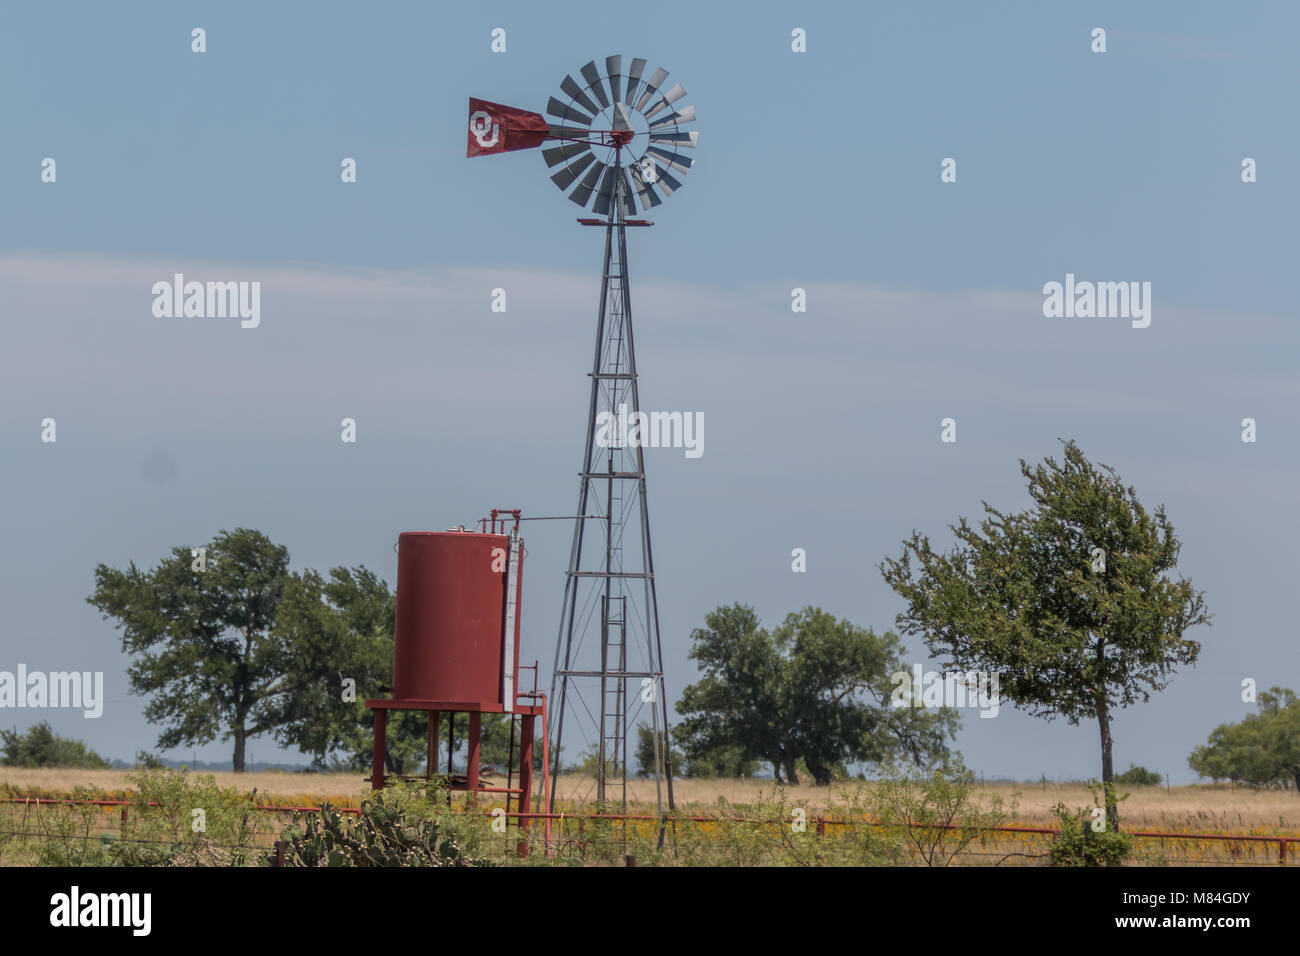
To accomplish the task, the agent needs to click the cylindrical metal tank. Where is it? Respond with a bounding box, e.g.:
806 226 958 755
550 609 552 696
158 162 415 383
392 529 523 707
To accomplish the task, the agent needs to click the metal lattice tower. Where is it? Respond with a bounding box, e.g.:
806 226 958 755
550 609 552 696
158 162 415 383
550 175 676 818
466 55 697 825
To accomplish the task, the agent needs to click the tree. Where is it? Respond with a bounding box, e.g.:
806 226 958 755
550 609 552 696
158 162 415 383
0 722 110 769
88 528 299 772
634 723 690 779
675 604 958 785
880 440 1211 831
269 564 426 774
1189 688 1300 791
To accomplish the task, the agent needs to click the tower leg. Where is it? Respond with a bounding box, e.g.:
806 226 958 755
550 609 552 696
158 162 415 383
518 713 535 858
372 709 387 791
467 711 481 799
518 714 535 815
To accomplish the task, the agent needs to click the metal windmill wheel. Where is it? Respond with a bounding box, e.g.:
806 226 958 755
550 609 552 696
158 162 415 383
542 56 698 216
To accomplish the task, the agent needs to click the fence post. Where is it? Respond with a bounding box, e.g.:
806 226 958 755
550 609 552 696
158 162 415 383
816 818 825 838
274 840 285 868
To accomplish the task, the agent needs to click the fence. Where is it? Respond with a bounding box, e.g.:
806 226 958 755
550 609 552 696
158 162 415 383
1 797 1294 867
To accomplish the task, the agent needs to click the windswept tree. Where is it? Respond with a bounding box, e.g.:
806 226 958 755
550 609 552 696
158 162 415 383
1190 688 1300 791
880 440 1211 831
676 604 958 785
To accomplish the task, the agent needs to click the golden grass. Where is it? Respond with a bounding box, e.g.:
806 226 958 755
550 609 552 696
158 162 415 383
2 768 1295 833
554 776 1298 832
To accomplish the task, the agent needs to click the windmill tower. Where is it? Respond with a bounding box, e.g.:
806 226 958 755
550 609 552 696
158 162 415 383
467 56 697 820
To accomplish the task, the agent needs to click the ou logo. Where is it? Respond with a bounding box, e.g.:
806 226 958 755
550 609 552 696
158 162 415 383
469 110 499 148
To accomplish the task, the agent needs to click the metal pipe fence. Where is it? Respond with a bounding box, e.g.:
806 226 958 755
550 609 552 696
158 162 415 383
2 796 1294 867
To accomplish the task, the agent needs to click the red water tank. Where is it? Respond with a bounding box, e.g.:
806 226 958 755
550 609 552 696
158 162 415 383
392 529 523 708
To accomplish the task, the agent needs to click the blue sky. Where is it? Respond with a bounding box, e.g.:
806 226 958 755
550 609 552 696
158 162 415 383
1 1 1297 782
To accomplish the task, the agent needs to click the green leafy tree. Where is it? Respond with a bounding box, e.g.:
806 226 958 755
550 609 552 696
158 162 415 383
270 565 427 774
478 714 545 771
676 604 958 785
634 723 692 778
88 529 417 773
880 440 1211 831
0 721 110 768
88 529 298 772
1189 688 1300 791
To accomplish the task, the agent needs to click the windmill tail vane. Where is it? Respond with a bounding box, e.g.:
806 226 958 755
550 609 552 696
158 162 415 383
466 56 697 216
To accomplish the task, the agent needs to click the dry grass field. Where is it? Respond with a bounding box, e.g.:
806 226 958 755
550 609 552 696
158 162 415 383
2 767 1296 832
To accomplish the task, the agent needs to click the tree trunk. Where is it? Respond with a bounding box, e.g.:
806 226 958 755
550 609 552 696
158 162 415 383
806 758 832 786
233 728 246 773
782 754 799 786
1096 699 1118 833
771 761 782 784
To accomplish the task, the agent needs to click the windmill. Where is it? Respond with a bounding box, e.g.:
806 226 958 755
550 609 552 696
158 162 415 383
467 57 697 824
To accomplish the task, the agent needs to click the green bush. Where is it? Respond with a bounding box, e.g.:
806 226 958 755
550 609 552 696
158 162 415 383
114 767 269 866
1115 764 1163 787
1048 803 1133 866
0 722 110 769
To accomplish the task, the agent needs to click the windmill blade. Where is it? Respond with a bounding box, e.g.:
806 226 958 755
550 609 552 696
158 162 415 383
644 82 687 119
547 96 593 127
633 172 663 209
649 130 697 148
550 152 595 191
569 159 606 207
624 58 646 105
542 141 591 168
654 166 684 198
559 74 602 118
617 167 638 216
648 104 695 131
580 61 610 108
605 55 622 105
592 165 618 216
646 145 693 173
634 67 669 111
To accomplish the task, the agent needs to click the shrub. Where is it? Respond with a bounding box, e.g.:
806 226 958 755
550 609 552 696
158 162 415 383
1115 764 1163 787
1049 800 1133 867
277 790 491 867
868 756 1016 866
0 722 110 768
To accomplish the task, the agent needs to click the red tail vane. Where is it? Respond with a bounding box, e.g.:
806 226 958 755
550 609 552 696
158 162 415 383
467 98 550 156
